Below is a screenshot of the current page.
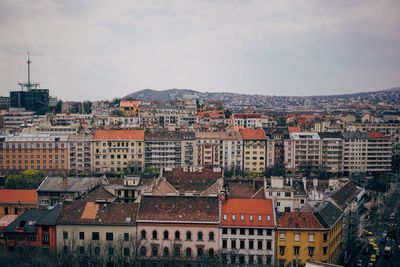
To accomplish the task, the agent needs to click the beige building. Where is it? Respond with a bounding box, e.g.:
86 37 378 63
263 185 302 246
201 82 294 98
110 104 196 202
240 129 267 174
136 195 220 260
93 129 145 173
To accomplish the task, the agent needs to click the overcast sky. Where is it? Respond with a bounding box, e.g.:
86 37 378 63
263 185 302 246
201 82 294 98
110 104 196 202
0 1 399 101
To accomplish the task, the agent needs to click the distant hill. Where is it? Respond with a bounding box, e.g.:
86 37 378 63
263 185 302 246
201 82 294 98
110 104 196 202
123 87 400 106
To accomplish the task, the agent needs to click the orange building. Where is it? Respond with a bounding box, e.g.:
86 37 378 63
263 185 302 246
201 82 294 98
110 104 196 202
1 134 69 175
0 189 38 217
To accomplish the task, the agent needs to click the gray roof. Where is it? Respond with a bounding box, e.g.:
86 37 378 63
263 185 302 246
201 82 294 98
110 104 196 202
145 132 195 141
314 201 343 228
3 206 61 233
318 132 343 139
37 177 103 193
342 132 368 140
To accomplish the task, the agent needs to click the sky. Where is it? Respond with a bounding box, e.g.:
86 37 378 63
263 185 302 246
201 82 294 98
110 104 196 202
0 0 399 101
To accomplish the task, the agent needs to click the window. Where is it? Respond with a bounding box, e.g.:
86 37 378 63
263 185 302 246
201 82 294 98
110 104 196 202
152 230 158 240
174 247 180 257
63 231 68 240
197 247 204 257
249 229 254 235
257 240 263 250
208 248 214 258
232 214 236 221
240 214 245 221
124 233 129 241
294 233 300 242
79 232 85 240
209 232 215 241
308 246 315 256
124 247 130 256
231 239 237 249
163 247 169 257
240 228 246 235
308 233 314 242
92 232 99 240
266 229 272 236
197 231 203 241
223 214 227 220
163 231 169 240
140 230 146 239
140 246 147 257
231 228 237 235
106 232 113 241
284 207 291 212
249 215 254 221
222 228 228 235
222 239 228 248
151 246 158 257
279 246 285 256
323 246 327 255
240 240 245 249
280 233 286 240
186 231 192 240
277 202 280 206
257 229 263 235
285 192 291 197
294 246 300 256
28 234 36 242
186 247 192 257
108 247 114 255
266 241 272 250
323 233 328 242
175 231 180 240
249 240 254 250
258 215 262 221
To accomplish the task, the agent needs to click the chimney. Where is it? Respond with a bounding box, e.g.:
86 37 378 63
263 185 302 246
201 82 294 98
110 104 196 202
63 177 68 188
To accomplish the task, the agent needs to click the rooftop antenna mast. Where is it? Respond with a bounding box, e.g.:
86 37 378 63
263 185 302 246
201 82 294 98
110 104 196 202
18 52 39 91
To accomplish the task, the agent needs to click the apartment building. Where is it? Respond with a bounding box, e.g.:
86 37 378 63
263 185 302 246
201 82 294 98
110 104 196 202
145 132 196 170
265 177 307 212
195 132 222 167
319 132 343 174
276 202 343 267
136 195 220 261
241 129 267 174
3 108 35 129
0 189 37 217
93 129 145 173
68 134 92 175
284 132 322 174
220 198 276 266
342 132 392 174
220 131 243 171
119 100 141 117
1 134 68 175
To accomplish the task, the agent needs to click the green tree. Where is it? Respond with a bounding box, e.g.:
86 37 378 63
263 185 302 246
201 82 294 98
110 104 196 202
5 170 45 189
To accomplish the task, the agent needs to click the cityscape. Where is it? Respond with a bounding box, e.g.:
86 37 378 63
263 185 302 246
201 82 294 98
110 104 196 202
1 1 400 267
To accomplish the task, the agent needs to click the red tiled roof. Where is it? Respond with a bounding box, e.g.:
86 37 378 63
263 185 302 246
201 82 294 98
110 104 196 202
93 129 144 140
277 212 323 229
120 100 141 107
233 113 262 119
221 198 274 227
288 126 301 133
197 110 225 119
0 189 37 205
367 132 386 139
240 128 266 140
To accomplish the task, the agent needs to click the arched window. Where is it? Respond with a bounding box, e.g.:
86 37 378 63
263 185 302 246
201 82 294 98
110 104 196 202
174 246 181 257
152 230 158 240
163 247 169 257
197 231 203 241
186 247 192 257
140 230 146 240
186 231 192 241
175 231 180 240
208 248 214 258
163 230 169 240
208 231 215 241
151 246 158 257
140 246 147 257
197 247 204 257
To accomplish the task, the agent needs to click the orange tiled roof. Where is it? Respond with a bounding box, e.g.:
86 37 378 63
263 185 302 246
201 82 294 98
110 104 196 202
0 189 37 205
93 129 144 140
367 132 386 139
221 198 274 227
277 212 323 229
120 100 141 107
288 126 301 133
240 128 266 140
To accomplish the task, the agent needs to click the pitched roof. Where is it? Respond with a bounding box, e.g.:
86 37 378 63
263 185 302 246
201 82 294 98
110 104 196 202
221 198 274 227
0 189 37 205
330 180 358 210
318 132 343 139
277 212 323 229
93 129 144 140
163 167 222 194
145 131 195 141
227 181 264 199
0 215 18 230
57 186 138 226
288 126 301 133
37 177 102 193
137 196 219 223
314 201 343 228
367 131 388 139
240 128 267 140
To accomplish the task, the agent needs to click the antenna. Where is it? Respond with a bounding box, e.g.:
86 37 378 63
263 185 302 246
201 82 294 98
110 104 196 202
18 52 40 91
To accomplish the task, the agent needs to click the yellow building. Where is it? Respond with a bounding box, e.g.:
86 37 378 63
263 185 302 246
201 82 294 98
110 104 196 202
93 129 145 173
240 128 267 174
276 202 343 267
119 100 141 117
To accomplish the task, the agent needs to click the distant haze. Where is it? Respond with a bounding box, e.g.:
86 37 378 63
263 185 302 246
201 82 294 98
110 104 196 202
0 1 399 101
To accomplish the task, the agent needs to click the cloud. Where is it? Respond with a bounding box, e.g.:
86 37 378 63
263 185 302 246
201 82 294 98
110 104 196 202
0 0 399 100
